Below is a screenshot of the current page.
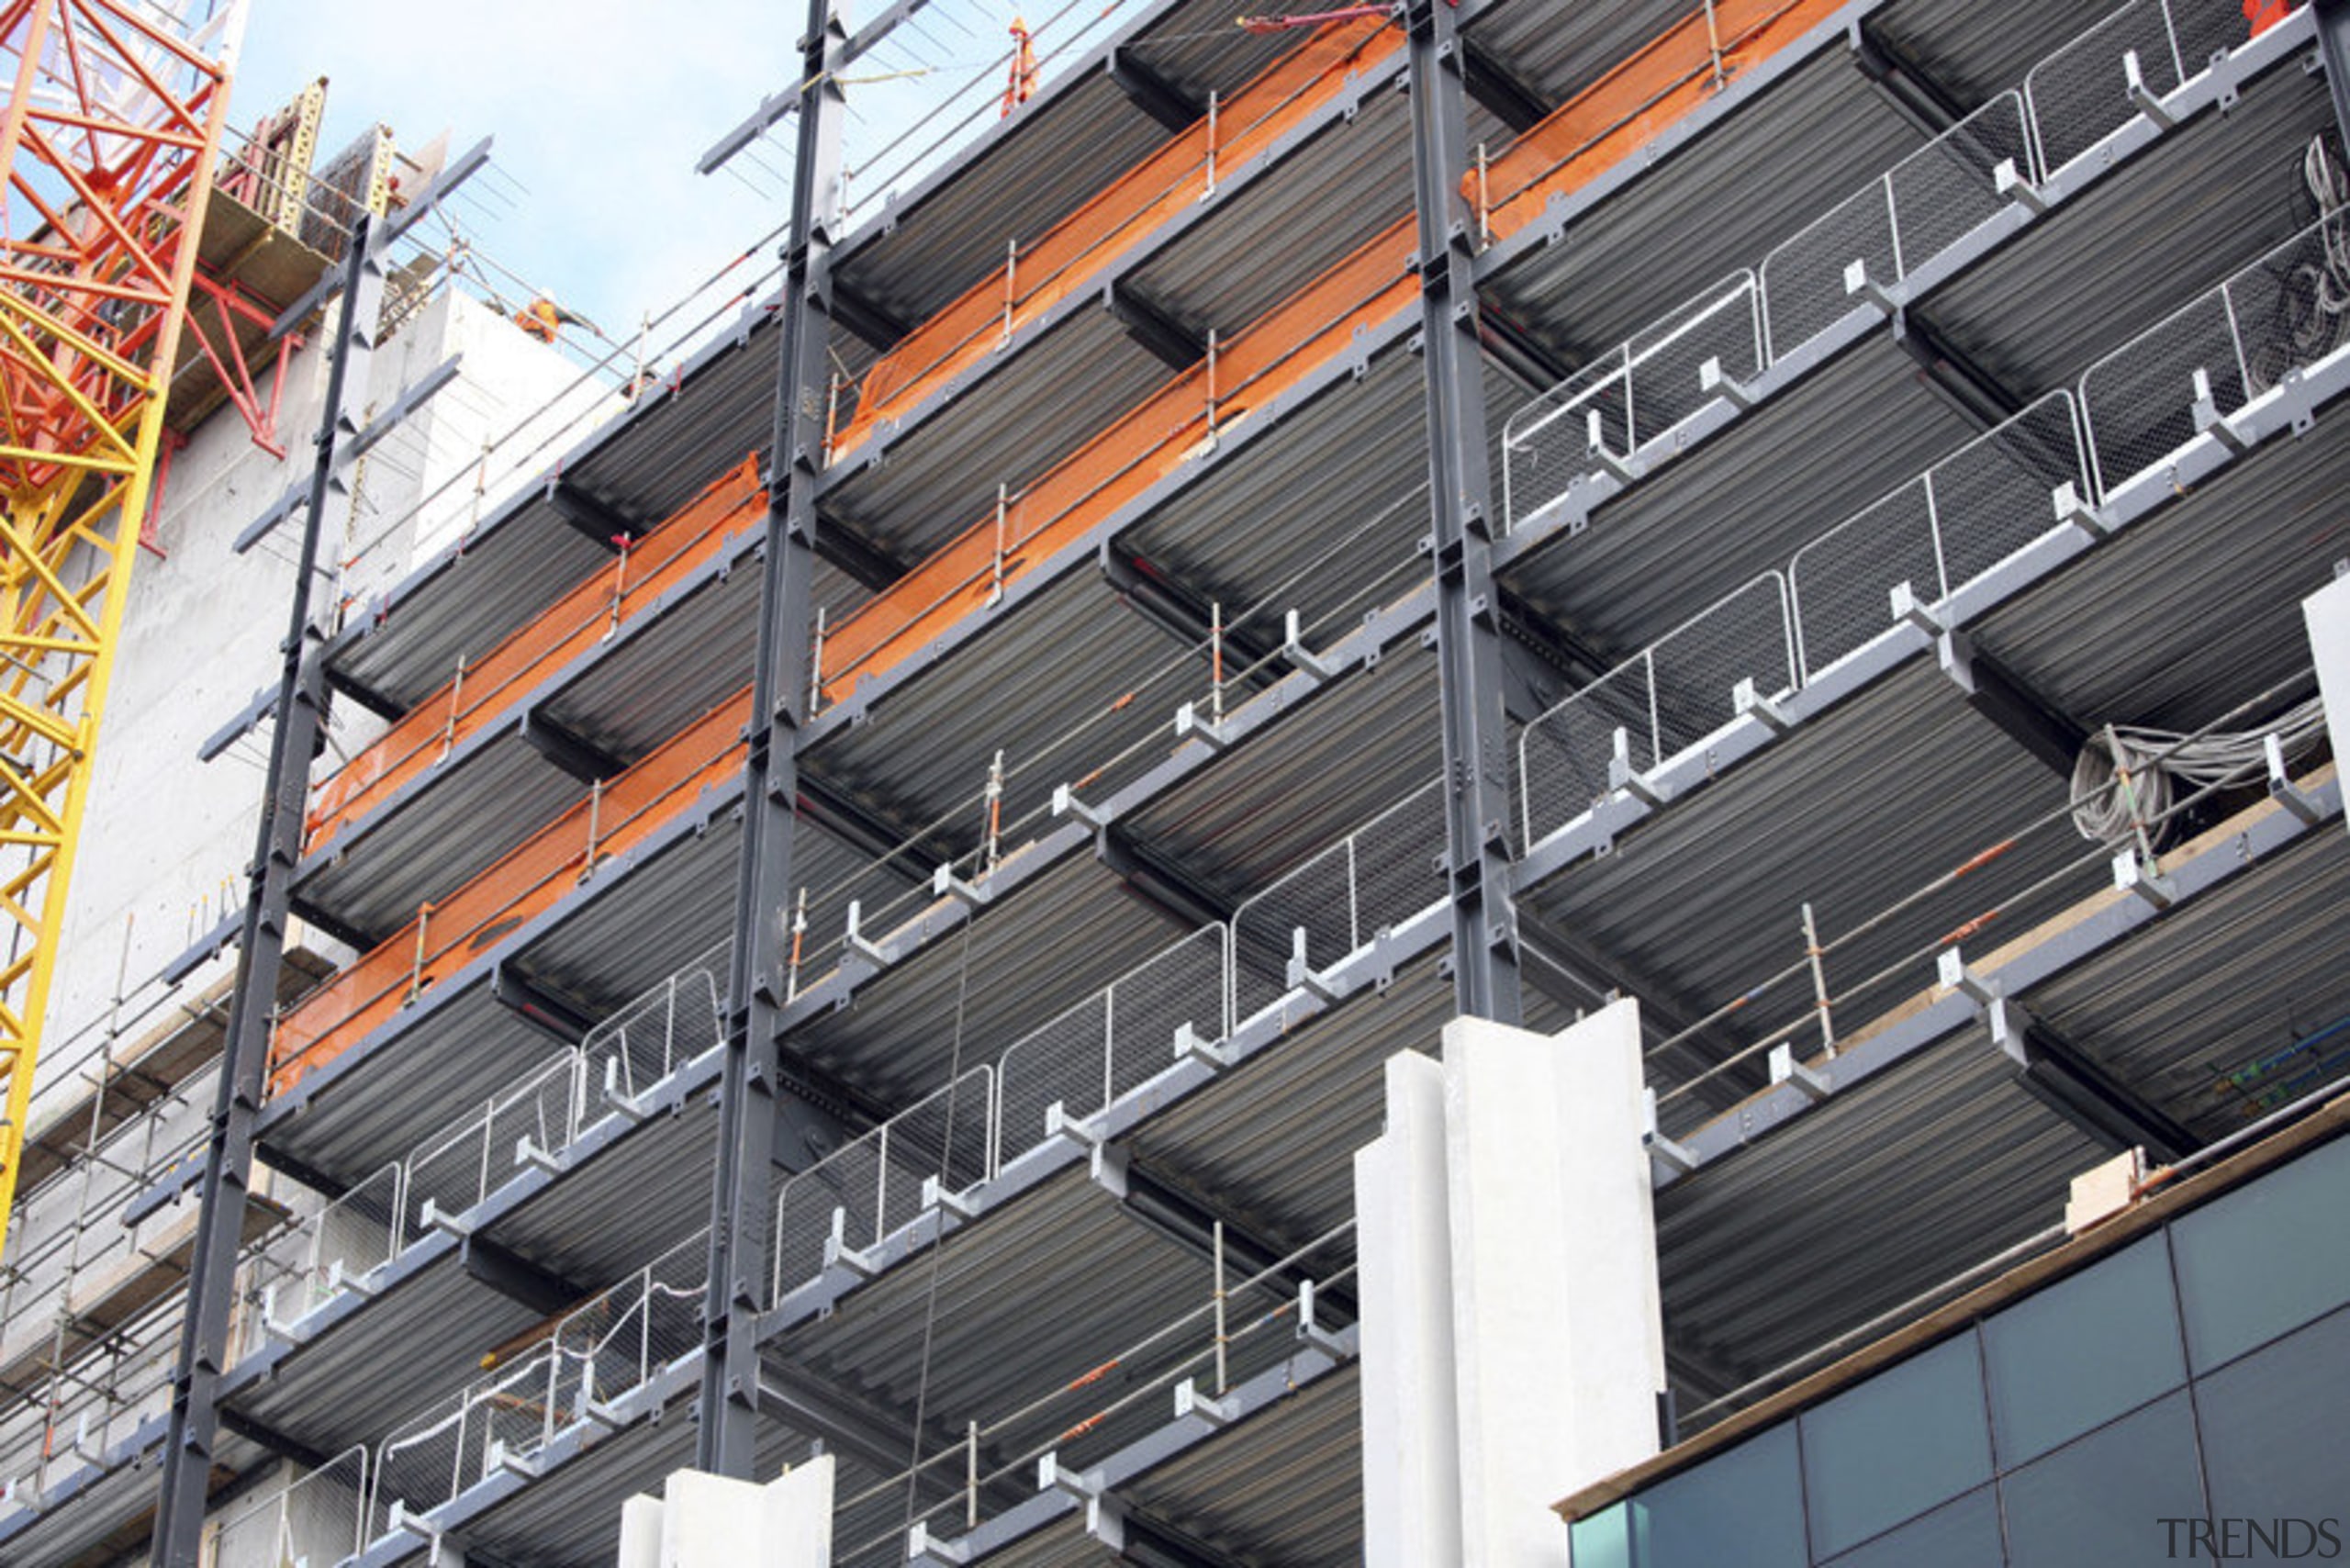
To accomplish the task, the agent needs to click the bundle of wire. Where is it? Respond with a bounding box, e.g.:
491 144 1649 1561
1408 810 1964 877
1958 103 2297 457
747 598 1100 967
2249 138 2350 393
2069 697 2330 844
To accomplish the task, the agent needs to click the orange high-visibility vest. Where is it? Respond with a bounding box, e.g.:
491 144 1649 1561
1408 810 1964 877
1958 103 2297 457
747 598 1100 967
2245 0 2291 35
515 298 560 342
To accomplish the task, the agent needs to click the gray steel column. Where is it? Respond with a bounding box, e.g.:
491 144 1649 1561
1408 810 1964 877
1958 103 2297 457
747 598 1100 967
697 0 845 1477
151 217 380 1566
1404 0 1522 1025
2318 0 2350 156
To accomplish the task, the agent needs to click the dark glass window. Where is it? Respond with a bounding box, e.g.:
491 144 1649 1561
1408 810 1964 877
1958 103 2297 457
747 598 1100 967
1820 1486 2002 1568
2001 1388 2205 1567
1981 1233 2185 1466
2170 1135 2350 1372
1622 1423 1808 1568
2197 1303 2350 1527
1800 1333 1992 1558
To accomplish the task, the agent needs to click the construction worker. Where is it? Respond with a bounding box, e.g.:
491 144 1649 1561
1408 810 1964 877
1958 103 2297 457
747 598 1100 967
514 295 585 343
2244 0 2290 34
1002 17 1039 118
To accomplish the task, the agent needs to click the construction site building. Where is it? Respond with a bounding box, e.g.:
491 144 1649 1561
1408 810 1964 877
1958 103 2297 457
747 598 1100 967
4 0 2350 1562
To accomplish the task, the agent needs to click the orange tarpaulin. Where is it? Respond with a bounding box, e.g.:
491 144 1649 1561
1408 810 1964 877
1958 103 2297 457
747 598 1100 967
832 17 1403 461
305 460 766 858
271 694 752 1095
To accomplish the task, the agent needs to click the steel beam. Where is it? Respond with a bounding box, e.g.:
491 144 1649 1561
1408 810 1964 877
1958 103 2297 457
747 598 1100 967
1103 279 1208 370
1894 308 2025 430
544 479 644 550
151 216 384 1568
489 959 597 1046
699 0 846 1477
459 1236 588 1316
214 1406 333 1473
830 277 913 352
2005 1014 2199 1162
1849 19 1968 136
1408 0 1521 1024
1461 36 1554 133
1109 44 1207 131
517 711 628 783
797 770 953 879
1101 547 1282 691
1938 630 2089 778
1120 1159 1358 1322
811 503 916 591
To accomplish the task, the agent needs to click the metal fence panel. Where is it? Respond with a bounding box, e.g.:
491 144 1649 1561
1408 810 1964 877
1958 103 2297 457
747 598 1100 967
2025 1 2184 174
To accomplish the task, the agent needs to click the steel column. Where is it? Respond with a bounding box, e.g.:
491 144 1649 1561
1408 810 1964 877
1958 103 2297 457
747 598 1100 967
151 216 382 1567
2317 0 2350 155
697 0 845 1477
1404 0 1522 1025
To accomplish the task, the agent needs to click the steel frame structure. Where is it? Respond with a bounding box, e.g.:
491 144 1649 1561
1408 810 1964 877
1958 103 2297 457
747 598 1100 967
0 0 243 1259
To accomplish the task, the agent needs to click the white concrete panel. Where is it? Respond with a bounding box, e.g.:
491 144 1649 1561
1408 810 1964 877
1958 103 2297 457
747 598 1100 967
659 1470 767 1567
1442 1002 1662 1568
764 1455 835 1568
2309 572 2350 846
1356 1049 1462 1568
617 1494 663 1568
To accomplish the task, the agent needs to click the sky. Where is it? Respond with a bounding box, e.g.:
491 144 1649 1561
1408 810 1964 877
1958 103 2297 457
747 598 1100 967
230 0 840 351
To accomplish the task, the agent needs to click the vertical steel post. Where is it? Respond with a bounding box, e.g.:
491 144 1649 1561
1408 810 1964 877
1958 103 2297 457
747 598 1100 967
1404 0 1522 1025
151 216 381 1567
2318 0 2350 159
696 0 845 1478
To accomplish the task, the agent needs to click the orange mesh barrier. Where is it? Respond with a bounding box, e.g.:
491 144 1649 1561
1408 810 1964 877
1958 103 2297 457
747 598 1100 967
269 693 751 1097
270 2 1848 1089
305 460 767 857
1483 0 1842 241
830 17 1403 460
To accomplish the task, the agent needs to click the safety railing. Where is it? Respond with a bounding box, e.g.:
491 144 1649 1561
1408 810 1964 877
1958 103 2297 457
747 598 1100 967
1519 390 2091 847
771 784 1447 1309
1507 0 2279 532
547 1232 708 1422
0 1290 182 1510
996 924 1230 1154
770 1067 996 1305
1518 576 1797 847
1760 91 2033 360
401 1051 581 1241
210 1446 372 1568
257 1162 406 1329
2078 216 2350 496
368 1235 711 1540
2024 0 2253 175
1789 392 2088 680
580 937 730 1105
368 1345 565 1542
1501 273 1762 529
1229 779 1448 1020
237 946 731 1343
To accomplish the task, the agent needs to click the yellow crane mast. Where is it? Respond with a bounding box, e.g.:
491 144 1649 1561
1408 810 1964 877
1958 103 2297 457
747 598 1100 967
0 0 246 1253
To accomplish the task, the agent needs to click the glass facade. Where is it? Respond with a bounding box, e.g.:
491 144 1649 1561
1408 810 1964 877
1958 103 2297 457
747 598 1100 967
1570 1135 2350 1566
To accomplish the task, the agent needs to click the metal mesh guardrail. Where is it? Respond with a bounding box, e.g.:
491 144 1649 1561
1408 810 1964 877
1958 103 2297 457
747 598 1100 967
1505 0 2280 535
2080 217 2350 494
210 1446 371 1568
1790 392 2087 680
581 938 729 1104
1760 93 2032 360
1501 274 1762 531
1518 577 1796 846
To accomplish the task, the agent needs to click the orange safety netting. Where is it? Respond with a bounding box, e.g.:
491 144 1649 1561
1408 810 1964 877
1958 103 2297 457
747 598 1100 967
274 0 1848 1092
830 16 1403 460
1481 0 1842 243
269 693 751 1096
305 460 767 858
